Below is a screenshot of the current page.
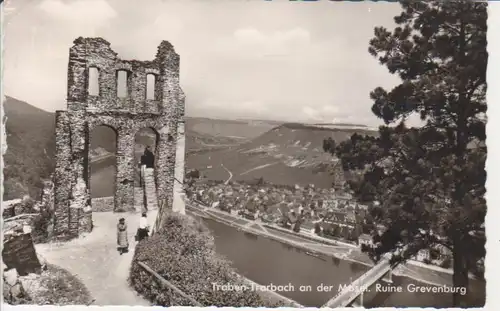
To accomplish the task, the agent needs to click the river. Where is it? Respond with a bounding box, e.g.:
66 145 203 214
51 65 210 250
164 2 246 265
201 218 485 308
89 154 142 198
90 162 485 307
90 157 117 198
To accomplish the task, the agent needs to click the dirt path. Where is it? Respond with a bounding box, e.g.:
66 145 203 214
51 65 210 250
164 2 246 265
221 164 233 184
35 211 157 306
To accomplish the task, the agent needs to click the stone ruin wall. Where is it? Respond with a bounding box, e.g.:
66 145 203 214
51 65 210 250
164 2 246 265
91 196 114 212
172 121 186 215
53 37 185 240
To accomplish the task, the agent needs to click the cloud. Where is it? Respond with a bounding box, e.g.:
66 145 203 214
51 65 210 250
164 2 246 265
38 0 117 26
301 105 342 122
4 0 404 127
239 100 269 114
236 27 310 57
234 27 310 48
212 27 311 58
197 98 269 119
320 105 339 115
301 106 321 120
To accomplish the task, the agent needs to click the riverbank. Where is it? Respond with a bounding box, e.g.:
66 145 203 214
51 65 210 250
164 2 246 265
185 203 474 289
90 153 114 164
198 211 485 307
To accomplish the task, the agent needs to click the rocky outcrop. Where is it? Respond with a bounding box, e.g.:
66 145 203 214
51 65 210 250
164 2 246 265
3 265 29 304
2 217 42 276
2 196 36 218
2 182 55 243
2 209 50 304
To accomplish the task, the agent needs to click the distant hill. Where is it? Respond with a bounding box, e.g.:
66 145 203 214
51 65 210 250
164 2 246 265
186 123 378 188
185 117 276 140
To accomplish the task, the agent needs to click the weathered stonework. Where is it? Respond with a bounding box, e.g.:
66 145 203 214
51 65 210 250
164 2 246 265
2 199 25 218
36 178 55 213
172 120 186 215
53 37 185 240
92 196 114 212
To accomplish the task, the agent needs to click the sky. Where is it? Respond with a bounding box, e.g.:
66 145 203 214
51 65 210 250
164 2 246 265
3 0 407 127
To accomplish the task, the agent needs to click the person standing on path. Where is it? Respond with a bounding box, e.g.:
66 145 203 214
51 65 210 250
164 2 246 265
136 213 150 242
117 218 129 255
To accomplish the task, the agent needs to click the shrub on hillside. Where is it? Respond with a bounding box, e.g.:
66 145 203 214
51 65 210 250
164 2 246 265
130 213 283 307
440 257 452 269
7 264 93 305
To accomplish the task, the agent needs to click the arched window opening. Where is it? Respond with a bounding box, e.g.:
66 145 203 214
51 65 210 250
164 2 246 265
146 74 156 100
89 125 117 199
117 70 129 98
88 67 99 96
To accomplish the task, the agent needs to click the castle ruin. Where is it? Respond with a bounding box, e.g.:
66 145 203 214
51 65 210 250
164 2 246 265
53 37 185 240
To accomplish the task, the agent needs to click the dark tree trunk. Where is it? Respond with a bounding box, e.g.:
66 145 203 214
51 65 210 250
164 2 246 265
452 237 469 307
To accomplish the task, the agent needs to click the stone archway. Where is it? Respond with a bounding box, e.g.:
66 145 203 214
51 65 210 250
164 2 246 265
52 37 185 241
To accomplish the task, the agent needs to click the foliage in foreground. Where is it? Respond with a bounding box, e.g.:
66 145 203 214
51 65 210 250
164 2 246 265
130 213 283 307
10 264 93 305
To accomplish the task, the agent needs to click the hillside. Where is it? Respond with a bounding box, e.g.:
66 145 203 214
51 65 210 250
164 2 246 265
186 123 378 188
3 96 56 200
2 97 277 199
185 117 276 140
2 97 154 199
185 129 246 151
184 117 279 152
3 95 378 198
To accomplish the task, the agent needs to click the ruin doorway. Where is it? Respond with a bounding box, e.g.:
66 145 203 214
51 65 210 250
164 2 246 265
134 128 159 187
89 125 118 199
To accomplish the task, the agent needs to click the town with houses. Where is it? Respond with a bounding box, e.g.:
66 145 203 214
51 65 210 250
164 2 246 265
184 176 454 269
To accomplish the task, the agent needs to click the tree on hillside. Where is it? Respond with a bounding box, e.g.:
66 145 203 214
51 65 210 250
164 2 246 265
335 1 487 307
335 133 380 170
322 137 336 155
186 169 200 180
